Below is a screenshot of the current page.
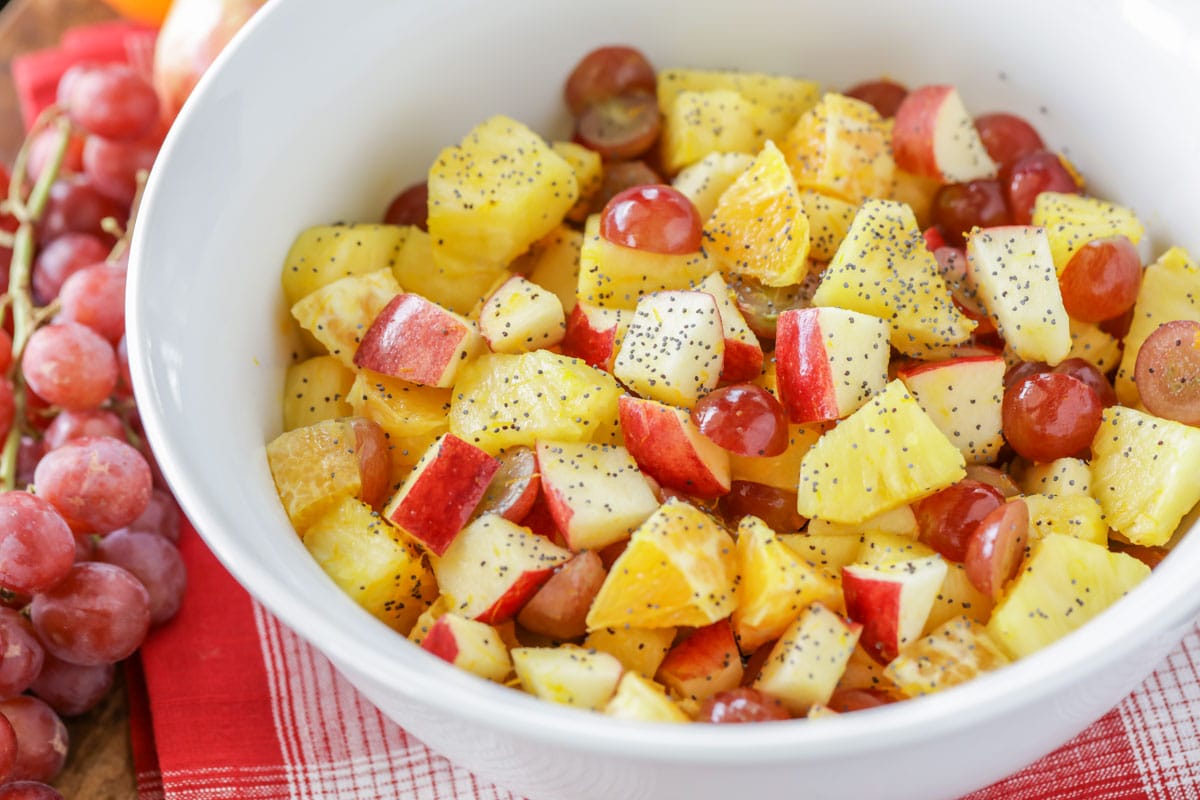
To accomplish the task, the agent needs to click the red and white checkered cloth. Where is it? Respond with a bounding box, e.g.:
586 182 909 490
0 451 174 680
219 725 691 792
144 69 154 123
129 523 1200 800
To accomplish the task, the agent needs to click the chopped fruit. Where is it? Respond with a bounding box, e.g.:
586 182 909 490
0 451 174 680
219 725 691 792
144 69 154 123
797 190 857 261
479 275 566 354
427 115 578 273
473 446 540 522
856 531 937 566
1068 320 1123 376
604 671 690 722
450 351 622 454
672 152 755 219
383 433 499 556
813 199 975 358
778 533 862 585
925 562 994 632
1136 320 1200 425
1090 406 1200 547
551 141 603 221
577 213 714 309
717 481 807 533
696 273 764 383
966 226 1070 365
390 227 505 316
963 499 1029 599
782 93 895 204
1002 372 1102 463
420 612 512 682
660 89 770 175
890 169 942 229
302 497 436 635
512 646 623 710
1058 236 1142 323
281 223 407 308
583 626 675 678
612 290 725 408
808 505 919 540
728 423 824 493
536 440 660 552
517 551 607 640
517 225 584 312
753 602 862 713
561 302 629 371
1019 458 1091 497
657 620 743 703
586 499 738 630
619 396 731 498
1023 493 1107 546
843 553 948 663
1030 192 1144 275
987 534 1150 659
354 293 484 387
346 371 451 473
892 85 997 183
691 384 788 458
432 514 570 623
564 46 656 115
914 480 1004 562
282 355 355 431
657 68 820 143
601 185 702 255
835 644 903 696
898 355 1005 465
796 381 966 525
290 269 401 368
700 687 790 723
885 617 1009 697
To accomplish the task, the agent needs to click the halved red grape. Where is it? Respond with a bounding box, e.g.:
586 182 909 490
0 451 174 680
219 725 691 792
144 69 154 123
1059 236 1142 323
1052 358 1117 408
700 687 790 723
1002 372 1103 462
1101 308 1134 340
717 481 806 533
34 437 152 534
0 696 67 782
28 654 114 717
1002 150 1080 225
57 63 159 141
1135 320 1200 425
515 550 605 641
730 273 812 340
0 492 74 596
933 245 988 318
692 384 789 457
382 182 428 231
0 608 45 698
575 93 661 160
974 113 1044 167
843 79 907 118
931 180 1011 247
350 418 390 510
600 185 702 254
965 498 1029 598
29 562 150 666
564 46 656 115
474 446 539 523
30 233 108 305
915 479 1005 562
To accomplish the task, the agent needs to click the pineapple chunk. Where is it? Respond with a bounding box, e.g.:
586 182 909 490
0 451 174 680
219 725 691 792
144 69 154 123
796 381 966 525
290 269 401 367
807 505 918 539
1019 458 1091 498
889 169 941 230
855 531 936 565
283 355 355 431
729 423 823 492
885 617 1009 697
1068 320 1122 374
1030 192 1145 274
657 68 820 144
672 152 755 219
754 602 861 713
551 141 602 221
1090 406 1200 546
812 200 974 358
281 223 407 308
586 499 738 630
449 351 621 454
512 646 623 711
660 89 770 174
514 225 583 314
782 93 894 205
705 140 811 287
302 497 436 635
428 115 578 274
797 190 858 262
577 214 713 309
583 626 675 678
778 533 862 585
1023 493 1107 546
348 371 451 442
604 672 690 722
1115 247 1200 405
987 534 1150 659
391 227 505 317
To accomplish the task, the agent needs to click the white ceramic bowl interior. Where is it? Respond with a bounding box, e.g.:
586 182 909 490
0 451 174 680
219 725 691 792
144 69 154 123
129 1 1200 798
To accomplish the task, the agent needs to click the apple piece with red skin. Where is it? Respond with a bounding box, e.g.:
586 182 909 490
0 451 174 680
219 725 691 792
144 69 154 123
383 433 499 556
775 306 890 424
478 274 566 354
420 612 512 682
560 302 628 371
697 272 763 383
619 395 731 498
354 292 484 387
897 355 1005 465
893 86 997 183
656 619 743 704
432 513 571 624
842 554 949 664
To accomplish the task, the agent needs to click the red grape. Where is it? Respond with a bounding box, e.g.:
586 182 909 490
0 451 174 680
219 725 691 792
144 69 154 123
96 528 187 625
931 180 1011 247
27 128 85 184
81 135 156 205
0 713 14 782
963 465 1022 498
1101 308 1135 340
1002 150 1080 225
36 176 126 245
0 781 65 800
0 493 74 596
28 654 114 717
42 409 126 451
589 159 662 215
126 488 181 543
21 323 117 411
700 688 790 723
382 182 428 231
57 63 159 141
1052 358 1117 408
730 275 811 340
600 185 702 254
15 438 44 492
717 481 806 533
474 446 539 523
564 46 656 115
1002 372 1103 462
30 233 108 305
1134 320 1200 425
915 479 1005 562
974 113 1044 167
56 261 127 343
827 688 894 713
0 696 67 782
965 498 1029 598
72 534 95 564
692 384 789 457
0 379 13 440
575 93 661 160
843 79 908 118
34 437 153 534
115 334 132 399
1058 236 1142 323
29 562 150 666
0 609 45 699
1003 360 1050 390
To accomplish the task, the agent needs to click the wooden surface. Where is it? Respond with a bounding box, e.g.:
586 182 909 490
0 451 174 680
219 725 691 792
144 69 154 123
1 4 142 798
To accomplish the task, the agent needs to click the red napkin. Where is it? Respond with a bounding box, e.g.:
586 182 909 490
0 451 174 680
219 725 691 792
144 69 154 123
130 523 1200 799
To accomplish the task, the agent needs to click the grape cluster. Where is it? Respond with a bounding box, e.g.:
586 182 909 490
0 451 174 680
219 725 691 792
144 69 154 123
0 63 185 795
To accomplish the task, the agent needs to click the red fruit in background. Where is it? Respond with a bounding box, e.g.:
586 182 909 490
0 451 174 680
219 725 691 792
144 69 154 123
974 112 1044 167
564 45 656 115
1002 150 1080 225
31 233 109 305
844 78 908 118
382 182 428 231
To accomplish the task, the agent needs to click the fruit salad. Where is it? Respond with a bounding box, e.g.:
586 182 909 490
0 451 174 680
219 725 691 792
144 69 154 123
266 46 1200 723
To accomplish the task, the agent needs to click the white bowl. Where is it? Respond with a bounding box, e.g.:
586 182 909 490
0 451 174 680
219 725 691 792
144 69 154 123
128 1 1200 798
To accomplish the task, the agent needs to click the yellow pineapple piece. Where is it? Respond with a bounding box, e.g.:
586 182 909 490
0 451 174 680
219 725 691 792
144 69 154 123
1019 458 1091 497
1115 247 1200 405
604 672 690 722
577 214 713 309
855 531 936 566
812 200 975 358
283 355 355 431
987 534 1149 658
512 225 583 314
657 68 821 143
428 115 577 276
796 381 966 524
797 190 857 262
586 499 738 631
781 93 894 205
925 561 993 632
778 533 861 586
672 152 756 220
1023 493 1107 546
885 617 1009 697
1031 192 1145 274
729 424 823 493
391 227 506 317
551 141 602 222
889 169 941 230
660 89 770 175
1090 406 1200 546
281 223 407 308
705 140 811 287
583 626 675 678
807 505 918 539
266 418 369 532
290 269 401 367
512 646 623 711
1068 320 1123 374
449 350 621 454
303 497 436 635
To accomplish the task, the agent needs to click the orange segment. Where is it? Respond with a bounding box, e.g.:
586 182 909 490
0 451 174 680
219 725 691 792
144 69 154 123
782 93 894 205
266 418 365 532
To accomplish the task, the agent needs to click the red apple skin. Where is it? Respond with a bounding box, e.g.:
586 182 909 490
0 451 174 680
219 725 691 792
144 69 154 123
720 339 765 384
658 619 742 691
892 85 953 179
474 565 559 625
421 616 460 663
896 354 1004 381
775 309 838 423
387 435 499 556
618 396 729 498
518 491 566 544
561 304 618 370
841 566 903 664
354 293 471 386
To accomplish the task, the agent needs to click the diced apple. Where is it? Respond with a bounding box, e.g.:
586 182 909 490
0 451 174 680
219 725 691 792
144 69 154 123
696 272 763 383
560 302 629 371
512 645 623 711
577 214 713 309
885 617 1009 697
753 602 862 713
478 275 566 354
842 554 949 663
407 594 455 646
516 551 607 641
775 307 890 424
672 152 756 219
806 505 918 539
892 85 997 183
291 269 401 367
657 620 743 704
782 93 895 205
353 293 483 387
604 672 690 722
583 626 676 678
897 355 1005 465
420 612 512 682
383 433 499 556
612 290 725 409
618 395 731 499
281 223 407 308
282 355 355 431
